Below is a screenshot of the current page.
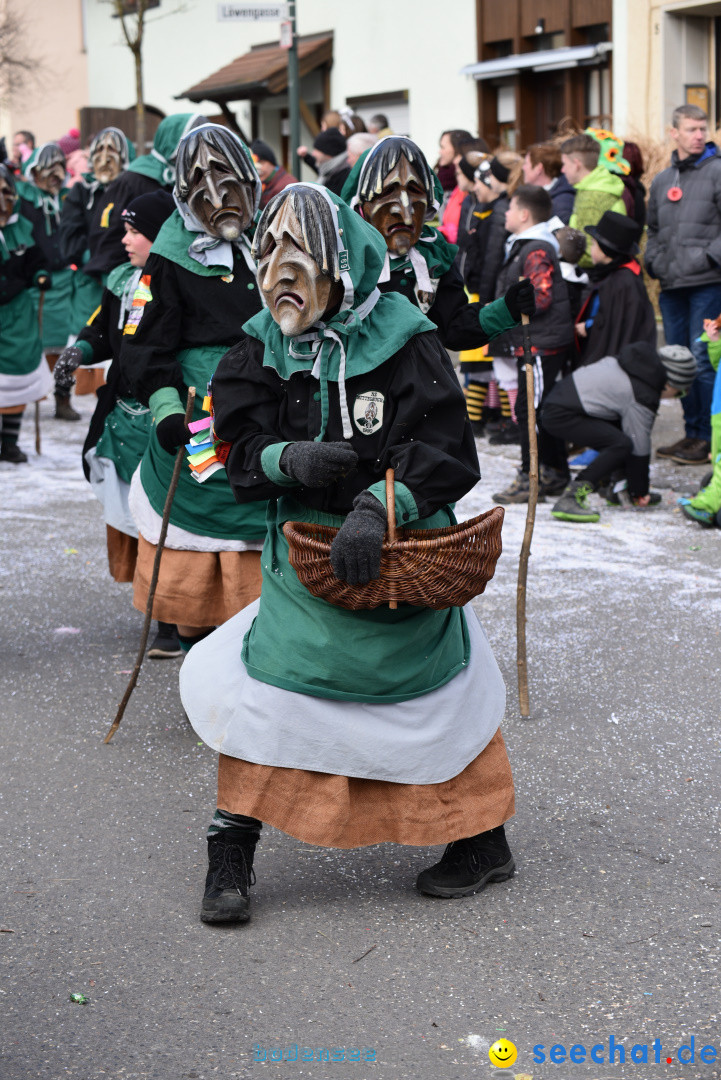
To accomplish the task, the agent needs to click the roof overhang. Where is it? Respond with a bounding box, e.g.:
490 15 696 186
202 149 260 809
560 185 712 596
460 42 612 81
179 31 333 104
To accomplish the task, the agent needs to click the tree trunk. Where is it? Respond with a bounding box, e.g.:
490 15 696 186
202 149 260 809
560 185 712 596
134 46 145 152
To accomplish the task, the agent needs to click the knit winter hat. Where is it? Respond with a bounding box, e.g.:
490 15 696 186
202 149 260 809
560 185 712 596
57 128 81 157
250 139 277 167
658 345 697 393
122 190 175 241
313 128 346 158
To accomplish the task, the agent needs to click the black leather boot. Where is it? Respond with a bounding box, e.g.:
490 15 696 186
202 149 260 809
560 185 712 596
201 818 261 924
416 824 515 898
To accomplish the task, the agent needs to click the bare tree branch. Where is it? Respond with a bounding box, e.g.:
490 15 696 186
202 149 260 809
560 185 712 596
0 7 43 106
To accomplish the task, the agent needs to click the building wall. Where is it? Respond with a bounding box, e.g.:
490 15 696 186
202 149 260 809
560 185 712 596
614 0 721 140
0 0 88 146
83 0 479 168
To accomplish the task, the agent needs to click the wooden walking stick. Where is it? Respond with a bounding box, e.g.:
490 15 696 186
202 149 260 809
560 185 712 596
516 311 539 718
104 386 196 743
35 292 45 455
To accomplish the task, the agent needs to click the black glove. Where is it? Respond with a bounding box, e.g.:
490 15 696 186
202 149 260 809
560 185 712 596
156 412 190 454
330 489 387 586
53 345 84 394
36 274 51 292
504 278 536 321
280 441 358 487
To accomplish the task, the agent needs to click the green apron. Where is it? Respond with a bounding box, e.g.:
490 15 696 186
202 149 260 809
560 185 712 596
71 269 104 336
95 397 152 485
241 495 470 704
139 344 267 540
31 266 75 350
0 291 42 375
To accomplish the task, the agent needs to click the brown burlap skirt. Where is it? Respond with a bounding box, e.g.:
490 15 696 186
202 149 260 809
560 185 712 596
216 727 515 848
107 525 138 583
133 536 262 626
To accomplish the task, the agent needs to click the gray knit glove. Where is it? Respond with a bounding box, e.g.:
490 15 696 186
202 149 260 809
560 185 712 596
53 345 84 394
330 489 387 585
280 441 358 487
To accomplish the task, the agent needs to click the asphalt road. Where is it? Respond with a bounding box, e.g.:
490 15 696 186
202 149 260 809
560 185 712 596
1 394 719 1080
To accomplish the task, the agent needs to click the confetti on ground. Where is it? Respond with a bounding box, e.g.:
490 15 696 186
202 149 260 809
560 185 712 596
63 548 79 555
69 993 88 1005
54 627 81 635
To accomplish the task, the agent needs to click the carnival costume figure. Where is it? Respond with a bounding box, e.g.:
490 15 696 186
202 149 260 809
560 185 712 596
17 142 77 419
341 136 535 351
121 124 267 651
59 127 132 342
53 191 176 596
0 164 51 462
180 182 517 925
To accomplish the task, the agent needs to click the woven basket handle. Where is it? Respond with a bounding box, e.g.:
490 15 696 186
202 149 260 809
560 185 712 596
385 468 397 609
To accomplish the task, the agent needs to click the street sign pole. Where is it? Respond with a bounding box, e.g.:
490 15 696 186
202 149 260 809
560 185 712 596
287 0 300 179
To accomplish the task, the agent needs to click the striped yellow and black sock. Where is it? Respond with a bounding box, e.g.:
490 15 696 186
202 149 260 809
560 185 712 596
1 412 23 447
499 388 513 420
464 381 487 422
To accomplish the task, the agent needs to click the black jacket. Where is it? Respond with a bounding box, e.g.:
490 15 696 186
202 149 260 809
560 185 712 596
578 260 657 367
473 194 509 306
378 263 500 353
0 239 46 304
212 330 480 520
494 234 573 356
646 143 721 291
58 179 107 266
455 194 490 293
18 196 69 271
83 171 165 279
121 251 262 404
76 284 133 477
548 174 575 225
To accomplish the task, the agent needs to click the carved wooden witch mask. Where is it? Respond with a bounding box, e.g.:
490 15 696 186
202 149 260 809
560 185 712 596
175 125 260 242
256 196 341 335
90 128 127 185
31 143 66 195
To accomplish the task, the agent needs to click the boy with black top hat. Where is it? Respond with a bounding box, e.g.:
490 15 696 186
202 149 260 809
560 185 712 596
576 211 657 367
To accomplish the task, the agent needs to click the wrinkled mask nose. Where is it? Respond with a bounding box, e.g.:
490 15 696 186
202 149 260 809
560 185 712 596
399 189 413 225
261 245 294 292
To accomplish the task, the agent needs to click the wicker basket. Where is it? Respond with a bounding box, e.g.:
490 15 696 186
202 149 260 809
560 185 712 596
283 469 504 611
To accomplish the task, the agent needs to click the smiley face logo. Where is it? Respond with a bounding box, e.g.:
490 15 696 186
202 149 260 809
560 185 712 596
488 1038 518 1068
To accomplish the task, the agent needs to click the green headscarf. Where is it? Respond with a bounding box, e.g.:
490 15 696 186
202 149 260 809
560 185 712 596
126 113 206 185
19 144 68 234
242 182 434 440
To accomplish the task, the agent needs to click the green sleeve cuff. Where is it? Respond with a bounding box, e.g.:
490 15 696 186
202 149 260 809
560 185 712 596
367 479 419 526
478 297 518 341
75 339 95 364
260 441 297 486
149 387 184 424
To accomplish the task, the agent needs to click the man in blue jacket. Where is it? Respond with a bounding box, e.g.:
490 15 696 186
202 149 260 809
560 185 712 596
646 104 721 465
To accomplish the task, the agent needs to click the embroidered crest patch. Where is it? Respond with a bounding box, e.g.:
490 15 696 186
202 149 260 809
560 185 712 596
353 390 384 435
